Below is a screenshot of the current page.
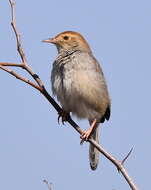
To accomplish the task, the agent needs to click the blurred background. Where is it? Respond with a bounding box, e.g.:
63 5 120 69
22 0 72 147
0 0 150 189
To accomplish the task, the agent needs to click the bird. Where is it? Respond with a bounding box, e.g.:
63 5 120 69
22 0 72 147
42 31 111 170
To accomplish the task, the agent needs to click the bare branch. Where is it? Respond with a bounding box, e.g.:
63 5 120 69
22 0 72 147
43 180 53 190
9 0 27 64
8 0 44 88
89 139 137 190
0 65 42 91
0 62 23 67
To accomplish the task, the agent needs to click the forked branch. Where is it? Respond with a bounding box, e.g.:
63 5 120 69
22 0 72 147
0 1 138 190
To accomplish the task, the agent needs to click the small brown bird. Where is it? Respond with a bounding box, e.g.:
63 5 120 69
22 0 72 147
43 31 111 170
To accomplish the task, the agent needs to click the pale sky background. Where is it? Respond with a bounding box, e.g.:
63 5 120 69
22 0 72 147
0 0 150 189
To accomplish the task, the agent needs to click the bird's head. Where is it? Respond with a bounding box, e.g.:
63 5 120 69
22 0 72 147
42 31 91 53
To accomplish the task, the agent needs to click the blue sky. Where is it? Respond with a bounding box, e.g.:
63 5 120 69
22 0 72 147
0 0 150 189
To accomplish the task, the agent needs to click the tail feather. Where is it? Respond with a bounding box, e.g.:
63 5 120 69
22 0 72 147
89 125 100 170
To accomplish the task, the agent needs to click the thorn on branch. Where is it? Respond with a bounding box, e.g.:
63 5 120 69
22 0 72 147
121 147 133 165
116 148 133 173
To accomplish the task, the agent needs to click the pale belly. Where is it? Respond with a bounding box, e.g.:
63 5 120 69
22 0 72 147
52 70 102 120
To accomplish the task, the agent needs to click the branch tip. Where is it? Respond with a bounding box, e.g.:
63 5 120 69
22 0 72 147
122 147 133 165
43 180 53 190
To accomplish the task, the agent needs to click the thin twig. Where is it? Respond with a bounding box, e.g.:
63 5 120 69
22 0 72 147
0 62 44 88
43 180 53 190
8 0 44 88
89 139 137 190
0 66 42 91
9 0 26 64
0 62 23 67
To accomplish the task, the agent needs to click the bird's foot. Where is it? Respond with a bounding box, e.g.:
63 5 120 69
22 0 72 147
80 128 93 144
58 110 69 125
80 119 97 145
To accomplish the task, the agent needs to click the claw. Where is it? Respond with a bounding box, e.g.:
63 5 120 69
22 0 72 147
80 130 91 145
80 129 92 140
80 119 97 145
80 139 85 145
57 110 69 125
57 114 61 124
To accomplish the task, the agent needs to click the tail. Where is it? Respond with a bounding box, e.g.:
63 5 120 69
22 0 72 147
89 124 100 170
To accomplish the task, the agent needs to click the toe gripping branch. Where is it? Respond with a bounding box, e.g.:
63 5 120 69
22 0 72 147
57 110 70 125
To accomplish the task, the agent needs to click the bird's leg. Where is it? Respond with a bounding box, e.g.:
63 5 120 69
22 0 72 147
58 109 70 125
80 119 97 143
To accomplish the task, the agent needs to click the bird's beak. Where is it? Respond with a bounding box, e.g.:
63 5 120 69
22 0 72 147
42 38 57 44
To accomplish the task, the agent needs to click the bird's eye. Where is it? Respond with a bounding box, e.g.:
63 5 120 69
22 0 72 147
63 36 69 40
